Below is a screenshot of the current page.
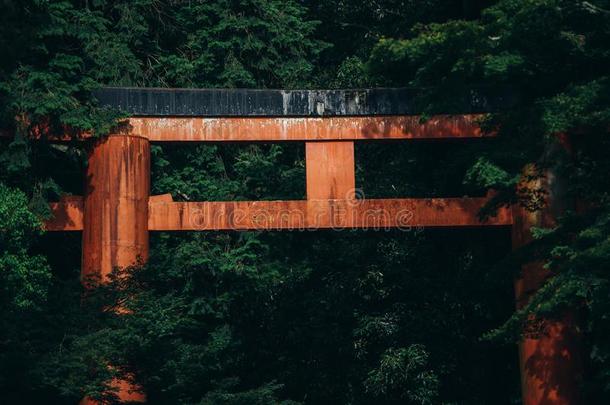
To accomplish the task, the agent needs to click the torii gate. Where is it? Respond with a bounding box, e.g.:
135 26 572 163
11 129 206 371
44 87 580 404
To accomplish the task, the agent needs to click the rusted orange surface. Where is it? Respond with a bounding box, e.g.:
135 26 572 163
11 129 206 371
44 196 513 232
119 114 487 141
82 134 150 280
46 196 513 232
512 205 582 405
306 141 355 200
80 134 149 404
21 114 489 142
516 313 581 405
511 164 582 405
147 197 513 231
80 376 145 405
46 195 84 231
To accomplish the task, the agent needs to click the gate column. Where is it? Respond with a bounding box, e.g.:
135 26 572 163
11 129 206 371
512 151 581 404
82 134 150 280
82 134 149 403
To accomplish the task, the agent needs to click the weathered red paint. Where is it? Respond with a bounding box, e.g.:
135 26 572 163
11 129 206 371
512 164 581 405
124 114 486 141
22 115 488 142
147 197 513 231
82 134 150 280
306 141 355 200
81 134 149 403
45 196 514 232
46 195 513 232
8 115 491 142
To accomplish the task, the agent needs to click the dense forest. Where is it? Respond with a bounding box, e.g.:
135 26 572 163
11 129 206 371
1 0 609 404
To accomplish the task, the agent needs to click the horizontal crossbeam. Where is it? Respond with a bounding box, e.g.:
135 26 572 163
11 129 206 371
33 116 491 142
120 115 488 142
46 196 513 232
148 198 512 230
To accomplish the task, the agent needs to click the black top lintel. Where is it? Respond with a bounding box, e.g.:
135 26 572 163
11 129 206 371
93 86 515 117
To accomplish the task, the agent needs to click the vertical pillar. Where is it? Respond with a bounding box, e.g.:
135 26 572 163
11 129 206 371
82 135 150 280
305 141 355 200
82 134 149 403
512 160 581 405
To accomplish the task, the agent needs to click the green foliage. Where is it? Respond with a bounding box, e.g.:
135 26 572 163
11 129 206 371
153 0 327 88
0 183 50 310
331 56 371 88
364 345 439 404
464 157 513 190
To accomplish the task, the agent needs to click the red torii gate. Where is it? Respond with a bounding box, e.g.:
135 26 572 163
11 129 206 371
44 87 580 404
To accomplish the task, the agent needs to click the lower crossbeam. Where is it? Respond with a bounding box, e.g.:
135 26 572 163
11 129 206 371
45 196 513 231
